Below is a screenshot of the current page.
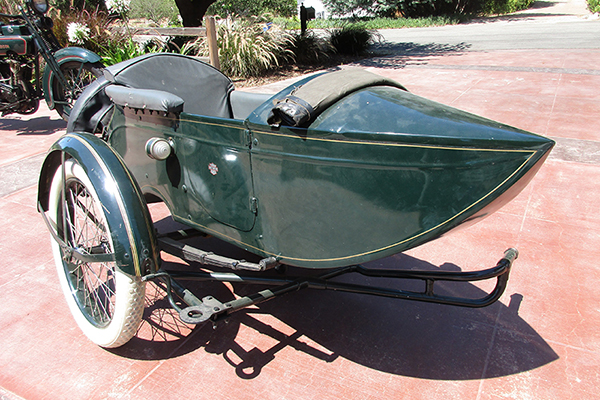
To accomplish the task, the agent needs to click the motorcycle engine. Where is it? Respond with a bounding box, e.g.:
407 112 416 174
0 58 38 114
0 82 24 104
0 60 24 103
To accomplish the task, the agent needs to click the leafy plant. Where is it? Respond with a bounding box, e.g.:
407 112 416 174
589 0 600 12
272 15 464 30
99 38 161 65
0 0 19 14
287 31 334 64
321 0 534 18
329 23 374 55
129 0 181 26
50 6 116 54
208 0 297 18
481 0 534 14
197 17 294 77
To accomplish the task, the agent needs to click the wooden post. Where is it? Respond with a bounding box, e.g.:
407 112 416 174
206 16 220 70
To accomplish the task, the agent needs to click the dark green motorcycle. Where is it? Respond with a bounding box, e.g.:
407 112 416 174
0 0 103 120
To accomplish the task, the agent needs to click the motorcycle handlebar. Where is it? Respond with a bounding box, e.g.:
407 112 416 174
0 13 24 19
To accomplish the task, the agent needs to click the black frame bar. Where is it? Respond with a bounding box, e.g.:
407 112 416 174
143 237 518 325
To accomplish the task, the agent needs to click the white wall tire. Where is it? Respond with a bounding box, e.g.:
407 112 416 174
48 159 145 348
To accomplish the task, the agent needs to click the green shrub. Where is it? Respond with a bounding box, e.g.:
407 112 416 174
208 0 297 18
587 0 600 13
481 0 535 14
129 0 180 26
99 38 160 65
329 23 374 55
197 17 293 77
286 31 334 64
272 15 464 30
321 0 535 18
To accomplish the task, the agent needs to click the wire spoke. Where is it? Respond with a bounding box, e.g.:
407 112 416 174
62 177 117 327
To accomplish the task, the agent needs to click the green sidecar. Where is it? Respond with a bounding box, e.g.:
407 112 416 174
37 53 553 347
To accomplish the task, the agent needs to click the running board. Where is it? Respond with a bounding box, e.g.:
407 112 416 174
158 236 279 272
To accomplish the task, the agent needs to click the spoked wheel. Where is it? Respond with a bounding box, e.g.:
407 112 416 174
51 61 103 121
49 158 145 348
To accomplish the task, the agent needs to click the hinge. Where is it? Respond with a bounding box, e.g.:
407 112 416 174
245 129 252 147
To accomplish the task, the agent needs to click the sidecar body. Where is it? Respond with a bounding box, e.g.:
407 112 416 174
37 53 553 347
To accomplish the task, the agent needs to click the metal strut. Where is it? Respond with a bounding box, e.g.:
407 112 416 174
143 242 518 325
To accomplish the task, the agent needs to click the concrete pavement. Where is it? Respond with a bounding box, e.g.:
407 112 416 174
377 0 599 51
1 4 600 400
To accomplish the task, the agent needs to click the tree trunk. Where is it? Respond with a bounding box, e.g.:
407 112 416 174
173 0 218 27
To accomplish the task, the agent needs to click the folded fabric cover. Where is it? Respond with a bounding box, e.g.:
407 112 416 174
103 53 234 118
267 68 407 127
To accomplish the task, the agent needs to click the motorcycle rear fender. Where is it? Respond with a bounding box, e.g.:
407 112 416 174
38 132 159 276
43 47 102 109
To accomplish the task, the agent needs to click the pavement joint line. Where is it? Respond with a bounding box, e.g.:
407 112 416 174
547 137 600 165
404 64 600 75
0 153 46 199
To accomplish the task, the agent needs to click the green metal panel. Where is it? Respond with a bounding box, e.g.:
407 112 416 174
104 74 553 269
2 25 30 36
177 113 255 231
243 84 553 267
108 109 256 232
0 36 30 55
248 128 533 266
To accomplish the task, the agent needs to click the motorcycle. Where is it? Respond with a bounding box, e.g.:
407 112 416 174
0 0 103 120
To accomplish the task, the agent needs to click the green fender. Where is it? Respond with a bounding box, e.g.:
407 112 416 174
43 47 103 109
38 132 159 276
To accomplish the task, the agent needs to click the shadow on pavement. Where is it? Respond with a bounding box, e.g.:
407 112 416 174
110 217 558 381
360 42 472 69
0 115 66 135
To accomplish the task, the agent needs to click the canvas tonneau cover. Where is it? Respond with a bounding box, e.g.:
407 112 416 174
267 68 407 128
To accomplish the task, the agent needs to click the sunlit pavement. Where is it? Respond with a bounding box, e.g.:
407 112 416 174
1 31 600 400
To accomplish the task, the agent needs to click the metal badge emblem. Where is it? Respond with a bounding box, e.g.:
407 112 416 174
208 162 218 176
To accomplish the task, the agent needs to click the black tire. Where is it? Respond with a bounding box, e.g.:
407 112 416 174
49 158 145 348
51 61 103 121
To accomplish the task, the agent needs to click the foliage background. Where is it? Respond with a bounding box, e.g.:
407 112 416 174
129 0 180 25
322 0 535 18
207 0 297 18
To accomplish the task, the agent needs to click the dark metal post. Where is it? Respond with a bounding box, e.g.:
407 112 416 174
300 3 307 36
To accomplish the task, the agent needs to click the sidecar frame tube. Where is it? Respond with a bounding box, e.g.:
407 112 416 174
146 248 517 325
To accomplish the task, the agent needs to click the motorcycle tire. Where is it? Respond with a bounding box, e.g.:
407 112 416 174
51 61 104 121
48 158 146 348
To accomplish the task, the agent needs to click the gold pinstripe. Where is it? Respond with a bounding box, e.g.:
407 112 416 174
67 134 142 275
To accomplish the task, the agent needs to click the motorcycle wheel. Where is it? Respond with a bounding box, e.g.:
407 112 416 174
48 158 145 348
51 61 103 121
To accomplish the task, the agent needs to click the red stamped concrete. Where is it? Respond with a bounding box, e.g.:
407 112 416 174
1 46 600 399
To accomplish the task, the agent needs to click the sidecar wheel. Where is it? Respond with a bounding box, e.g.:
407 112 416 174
52 61 103 121
48 159 145 348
